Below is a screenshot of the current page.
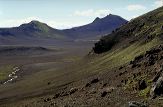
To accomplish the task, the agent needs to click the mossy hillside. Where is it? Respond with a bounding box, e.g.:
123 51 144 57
138 86 150 97
31 21 50 33
85 38 161 73
123 78 151 98
19 20 66 39
31 21 65 39
69 39 160 80
123 70 153 98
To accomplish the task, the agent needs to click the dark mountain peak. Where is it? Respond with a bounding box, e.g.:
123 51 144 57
20 20 46 27
30 20 41 24
29 20 49 27
29 20 42 26
93 14 117 22
104 14 121 19
107 14 113 16
92 14 127 24
93 17 101 22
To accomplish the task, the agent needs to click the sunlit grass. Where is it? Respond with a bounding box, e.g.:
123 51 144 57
82 37 162 73
0 65 14 81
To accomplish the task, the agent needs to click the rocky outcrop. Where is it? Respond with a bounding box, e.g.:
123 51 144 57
150 66 163 98
137 80 147 90
128 101 147 107
150 77 163 98
85 78 99 87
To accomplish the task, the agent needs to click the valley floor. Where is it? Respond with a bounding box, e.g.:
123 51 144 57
0 39 163 107
0 40 95 107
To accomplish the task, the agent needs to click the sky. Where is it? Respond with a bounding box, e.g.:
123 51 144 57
0 0 163 29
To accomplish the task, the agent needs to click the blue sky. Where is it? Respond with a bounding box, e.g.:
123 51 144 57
0 0 163 29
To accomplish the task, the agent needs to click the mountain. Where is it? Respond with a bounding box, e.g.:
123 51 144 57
0 20 65 40
0 14 127 45
63 14 128 39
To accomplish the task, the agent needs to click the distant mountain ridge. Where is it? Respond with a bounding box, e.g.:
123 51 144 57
0 20 65 39
0 14 128 45
62 14 128 39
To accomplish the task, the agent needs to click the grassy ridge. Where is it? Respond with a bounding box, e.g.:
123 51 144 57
82 38 161 74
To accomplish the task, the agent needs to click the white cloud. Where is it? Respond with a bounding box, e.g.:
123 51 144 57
126 4 146 11
0 17 42 28
73 9 111 17
47 20 87 29
153 0 163 8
